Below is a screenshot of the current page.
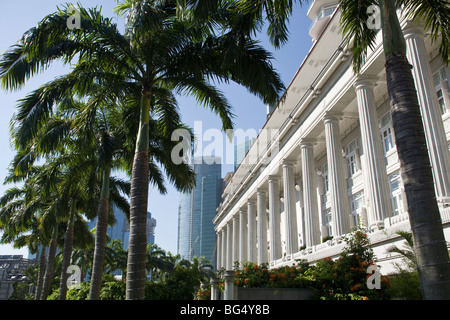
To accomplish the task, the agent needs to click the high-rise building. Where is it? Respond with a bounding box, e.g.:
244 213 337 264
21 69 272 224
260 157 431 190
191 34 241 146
177 156 223 268
88 206 157 250
234 138 255 171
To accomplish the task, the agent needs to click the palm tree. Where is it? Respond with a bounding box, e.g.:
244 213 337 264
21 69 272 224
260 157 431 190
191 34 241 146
340 0 450 301
386 231 418 272
0 1 284 299
105 239 128 277
223 0 450 299
146 243 176 281
0 166 64 300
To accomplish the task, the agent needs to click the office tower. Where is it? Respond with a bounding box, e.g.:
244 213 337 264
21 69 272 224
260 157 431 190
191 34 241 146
88 206 156 250
234 138 255 171
177 156 223 268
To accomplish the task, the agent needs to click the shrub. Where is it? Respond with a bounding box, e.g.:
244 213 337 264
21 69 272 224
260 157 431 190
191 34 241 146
100 281 126 300
231 229 391 300
234 260 313 289
306 229 391 300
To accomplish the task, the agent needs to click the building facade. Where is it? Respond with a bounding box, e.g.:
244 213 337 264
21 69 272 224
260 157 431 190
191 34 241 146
213 1 450 274
177 156 223 267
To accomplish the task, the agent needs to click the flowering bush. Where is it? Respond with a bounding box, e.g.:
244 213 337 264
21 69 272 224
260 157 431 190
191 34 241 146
234 260 313 289
230 228 391 300
194 285 211 300
305 229 390 300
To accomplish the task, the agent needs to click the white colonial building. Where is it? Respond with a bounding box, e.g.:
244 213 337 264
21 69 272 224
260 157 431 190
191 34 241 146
213 0 450 275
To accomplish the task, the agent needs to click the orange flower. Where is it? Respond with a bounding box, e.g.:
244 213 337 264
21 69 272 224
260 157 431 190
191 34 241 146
363 296 368 300
245 279 249 284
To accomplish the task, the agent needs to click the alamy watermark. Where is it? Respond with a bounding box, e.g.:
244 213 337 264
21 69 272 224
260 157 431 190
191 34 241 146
66 265 81 289
66 4 81 30
366 264 381 289
366 4 381 30
171 121 280 168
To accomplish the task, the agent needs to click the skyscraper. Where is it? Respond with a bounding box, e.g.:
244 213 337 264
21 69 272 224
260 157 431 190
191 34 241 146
177 156 223 268
234 137 255 171
88 206 157 250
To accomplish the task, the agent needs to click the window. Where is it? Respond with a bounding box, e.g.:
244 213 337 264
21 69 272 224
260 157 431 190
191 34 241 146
433 67 450 115
380 113 395 154
323 208 332 237
320 162 329 207
389 172 404 216
349 191 365 228
321 162 329 193
345 139 360 177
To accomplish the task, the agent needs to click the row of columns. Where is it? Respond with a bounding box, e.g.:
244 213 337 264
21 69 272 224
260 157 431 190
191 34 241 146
216 24 450 270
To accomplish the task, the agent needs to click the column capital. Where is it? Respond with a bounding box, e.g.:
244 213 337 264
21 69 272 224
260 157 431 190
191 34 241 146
299 138 316 147
256 188 266 195
402 20 425 39
268 174 280 181
282 159 296 167
323 111 343 122
353 74 379 90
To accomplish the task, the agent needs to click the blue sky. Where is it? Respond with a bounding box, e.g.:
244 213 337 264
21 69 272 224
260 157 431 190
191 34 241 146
0 1 313 256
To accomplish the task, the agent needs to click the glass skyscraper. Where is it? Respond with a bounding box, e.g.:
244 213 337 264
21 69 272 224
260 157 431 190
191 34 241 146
88 206 157 250
177 156 223 268
234 137 256 171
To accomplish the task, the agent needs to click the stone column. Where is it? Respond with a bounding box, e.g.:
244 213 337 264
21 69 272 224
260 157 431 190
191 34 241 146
301 141 321 247
216 230 222 270
239 209 248 263
324 113 351 237
268 175 281 261
232 214 240 267
282 162 299 255
404 23 450 202
256 189 268 264
223 270 235 300
354 75 393 229
226 221 233 269
221 228 227 269
247 200 257 263
210 277 220 300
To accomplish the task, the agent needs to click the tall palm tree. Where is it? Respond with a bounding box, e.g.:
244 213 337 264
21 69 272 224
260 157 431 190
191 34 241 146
0 1 284 299
340 0 450 301
224 0 450 299
0 165 64 300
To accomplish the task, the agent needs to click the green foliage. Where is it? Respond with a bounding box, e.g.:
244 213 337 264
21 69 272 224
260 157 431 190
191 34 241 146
8 282 34 300
100 281 126 300
387 270 422 300
305 230 390 300
234 260 312 289
45 256 211 300
232 229 391 300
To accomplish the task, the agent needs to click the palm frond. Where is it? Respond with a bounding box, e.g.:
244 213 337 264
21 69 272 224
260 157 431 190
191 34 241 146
399 0 450 65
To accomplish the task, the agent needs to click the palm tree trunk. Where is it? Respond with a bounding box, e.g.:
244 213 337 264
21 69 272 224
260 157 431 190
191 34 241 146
40 227 58 300
35 246 46 300
58 199 76 300
380 0 450 299
126 93 151 300
89 166 111 300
